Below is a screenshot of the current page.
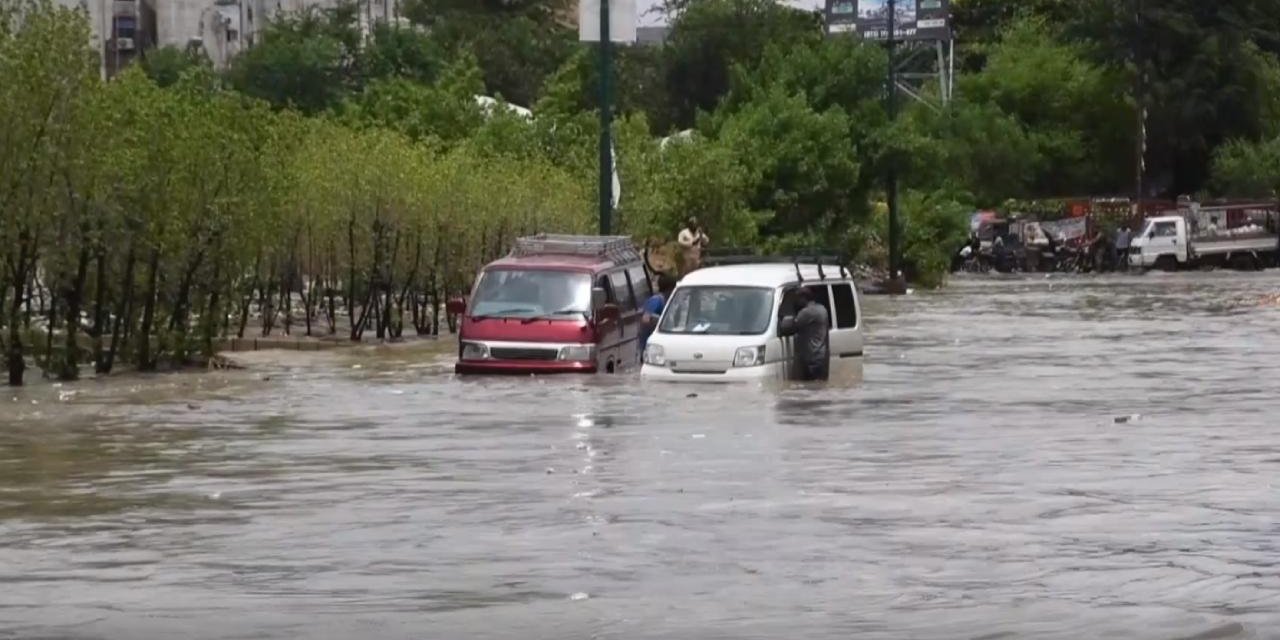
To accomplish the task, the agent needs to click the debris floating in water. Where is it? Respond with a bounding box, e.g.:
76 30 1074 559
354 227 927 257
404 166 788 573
686 393 698 398
1114 414 1142 424
691 434 706 439
569 592 590 601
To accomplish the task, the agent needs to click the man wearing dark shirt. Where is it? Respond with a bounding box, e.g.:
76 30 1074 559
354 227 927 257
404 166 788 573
780 287 830 381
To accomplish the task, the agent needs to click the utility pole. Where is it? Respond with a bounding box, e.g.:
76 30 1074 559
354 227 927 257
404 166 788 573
597 0 614 236
1133 0 1145 222
886 0 901 286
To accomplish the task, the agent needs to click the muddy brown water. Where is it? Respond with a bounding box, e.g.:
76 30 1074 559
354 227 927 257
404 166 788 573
3 272 1280 639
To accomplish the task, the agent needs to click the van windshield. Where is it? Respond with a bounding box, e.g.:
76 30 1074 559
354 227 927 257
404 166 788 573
659 286 775 335
470 269 591 319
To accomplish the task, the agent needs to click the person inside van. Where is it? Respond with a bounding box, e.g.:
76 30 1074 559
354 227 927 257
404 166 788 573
779 287 830 382
639 273 677 358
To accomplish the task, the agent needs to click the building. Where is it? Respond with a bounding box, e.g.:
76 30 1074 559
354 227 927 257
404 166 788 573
158 0 401 69
62 0 400 77
61 0 156 78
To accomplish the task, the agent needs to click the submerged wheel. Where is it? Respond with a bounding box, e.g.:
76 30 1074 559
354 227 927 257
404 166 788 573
1153 255 1178 272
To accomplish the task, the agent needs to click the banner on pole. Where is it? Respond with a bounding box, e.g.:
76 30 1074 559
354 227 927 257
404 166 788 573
579 0 637 43
826 0 950 41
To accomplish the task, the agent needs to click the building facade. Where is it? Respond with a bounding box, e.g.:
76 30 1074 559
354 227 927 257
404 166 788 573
61 0 399 77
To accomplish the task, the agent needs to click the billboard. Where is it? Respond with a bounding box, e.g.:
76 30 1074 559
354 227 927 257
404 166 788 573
579 0 637 43
826 0 950 41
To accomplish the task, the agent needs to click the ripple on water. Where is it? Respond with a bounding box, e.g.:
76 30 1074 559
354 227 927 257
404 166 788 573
2 273 1280 639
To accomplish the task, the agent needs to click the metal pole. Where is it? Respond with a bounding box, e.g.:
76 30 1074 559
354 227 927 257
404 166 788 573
886 0 901 286
598 0 614 236
948 37 954 102
1133 0 1145 219
936 40 945 102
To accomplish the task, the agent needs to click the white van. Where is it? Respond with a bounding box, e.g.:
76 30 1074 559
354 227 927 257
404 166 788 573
640 262 864 382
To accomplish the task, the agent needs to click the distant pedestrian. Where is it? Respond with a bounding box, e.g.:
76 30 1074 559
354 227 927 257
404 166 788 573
780 287 830 382
1114 225 1132 271
639 273 677 360
677 217 710 272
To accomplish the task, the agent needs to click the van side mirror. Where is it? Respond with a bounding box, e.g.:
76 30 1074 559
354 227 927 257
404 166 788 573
1147 231 1155 240
446 297 466 315
596 303 621 324
591 286 607 310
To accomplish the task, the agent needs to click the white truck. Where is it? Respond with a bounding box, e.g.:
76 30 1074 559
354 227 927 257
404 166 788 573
1128 204 1279 271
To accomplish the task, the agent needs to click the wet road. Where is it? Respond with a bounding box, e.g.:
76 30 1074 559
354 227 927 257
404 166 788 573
3 272 1280 639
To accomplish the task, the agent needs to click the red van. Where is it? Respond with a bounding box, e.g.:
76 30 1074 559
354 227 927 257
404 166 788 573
448 235 652 375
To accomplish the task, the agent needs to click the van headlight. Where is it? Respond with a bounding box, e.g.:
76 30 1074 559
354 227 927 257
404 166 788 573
558 344 595 362
460 342 490 360
733 345 766 368
643 344 666 367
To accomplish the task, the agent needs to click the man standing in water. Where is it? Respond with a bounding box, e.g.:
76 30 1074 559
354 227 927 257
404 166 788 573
639 273 677 361
780 287 830 381
1114 225 1131 271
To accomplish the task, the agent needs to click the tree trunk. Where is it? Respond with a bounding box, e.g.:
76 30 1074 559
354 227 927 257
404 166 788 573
7 274 25 386
200 258 223 360
237 255 261 339
346 217 358 338
6 232 34 386
91 249 109 374
103 241 137 375
135 248 161 371
59 246 91 380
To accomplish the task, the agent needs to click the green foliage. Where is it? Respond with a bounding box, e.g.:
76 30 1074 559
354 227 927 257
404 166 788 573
899 190 973 288
225 11 351 114
141 46 210 88
1212 137 1280 198
359 23 444 84
617 123 759 247
958 16 1133 195
662 0 822 128
712 89 863 238
402 0 574 107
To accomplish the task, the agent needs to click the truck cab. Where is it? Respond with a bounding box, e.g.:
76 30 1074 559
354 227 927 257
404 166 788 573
449 235 649 375
1129 216 1189 270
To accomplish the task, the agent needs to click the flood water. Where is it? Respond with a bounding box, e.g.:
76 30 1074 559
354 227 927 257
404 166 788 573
4 272 1280 640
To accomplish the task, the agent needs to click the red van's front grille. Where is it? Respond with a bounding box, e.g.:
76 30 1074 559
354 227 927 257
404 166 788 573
490 347 559 361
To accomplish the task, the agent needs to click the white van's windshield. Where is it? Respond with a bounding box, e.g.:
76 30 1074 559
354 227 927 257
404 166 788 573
659 286 775 335
470 269 591 319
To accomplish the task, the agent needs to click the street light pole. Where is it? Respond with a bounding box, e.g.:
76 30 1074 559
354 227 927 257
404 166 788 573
598 0 614 236
1132 0 1147 228
886 0 901 286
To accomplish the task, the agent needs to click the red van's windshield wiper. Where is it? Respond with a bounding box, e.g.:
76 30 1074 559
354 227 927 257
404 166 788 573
521 308 589 324
470 308 534 321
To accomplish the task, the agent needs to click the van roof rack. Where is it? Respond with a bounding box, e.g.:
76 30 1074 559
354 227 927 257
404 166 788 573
513 234 640 264
701 248 850 281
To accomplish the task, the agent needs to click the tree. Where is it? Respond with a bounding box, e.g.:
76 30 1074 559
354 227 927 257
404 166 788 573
359 23 444 84
1212 137 1280 198
712 89 863 240
341 53 486 146
141 45 211 88
0 0 98 385
959 16 1133 196
402 0 575 108
663 0 822 129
